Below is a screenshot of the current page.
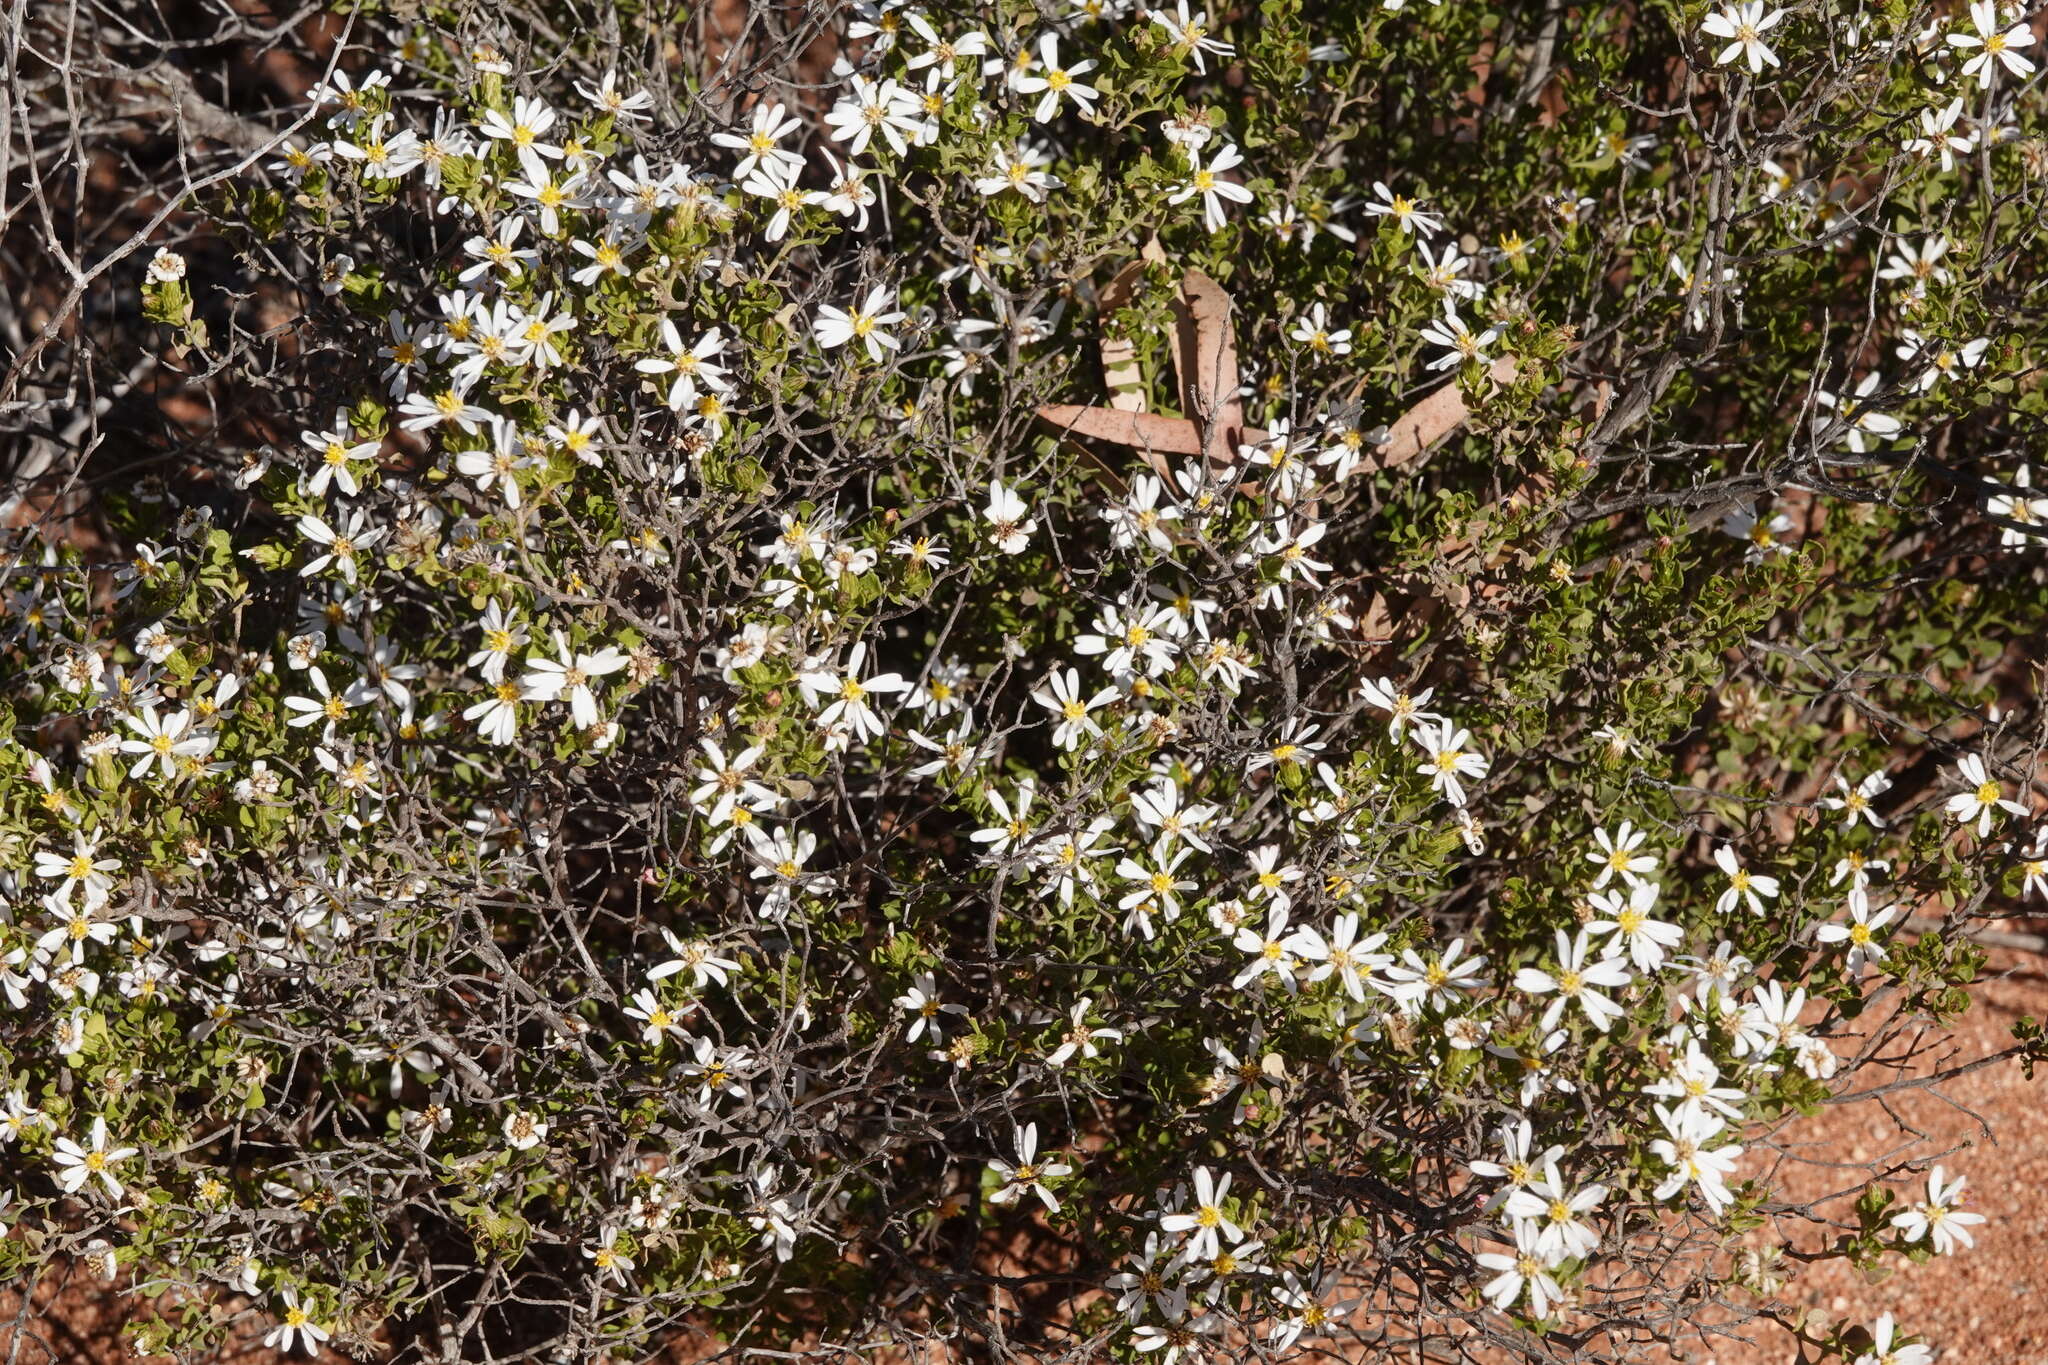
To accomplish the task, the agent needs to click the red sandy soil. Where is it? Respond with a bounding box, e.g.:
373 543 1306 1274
1695 944 2048 1365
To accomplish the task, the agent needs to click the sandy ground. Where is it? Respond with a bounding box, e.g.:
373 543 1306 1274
1694 944 2048 1365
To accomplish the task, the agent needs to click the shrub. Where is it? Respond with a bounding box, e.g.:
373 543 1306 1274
2 0 2046 1361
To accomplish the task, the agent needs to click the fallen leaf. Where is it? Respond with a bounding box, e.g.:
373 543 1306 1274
1376 356 1519 471
1097 259 1151 415
1171 268 1245 464
1037 405 1235 457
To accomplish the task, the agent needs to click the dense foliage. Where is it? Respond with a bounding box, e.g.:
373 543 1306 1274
4 0 2048 1360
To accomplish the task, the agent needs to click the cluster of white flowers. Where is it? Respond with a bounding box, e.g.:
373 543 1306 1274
1675 4 2048 566
12 0 2047 1353
1701 0 2033 85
